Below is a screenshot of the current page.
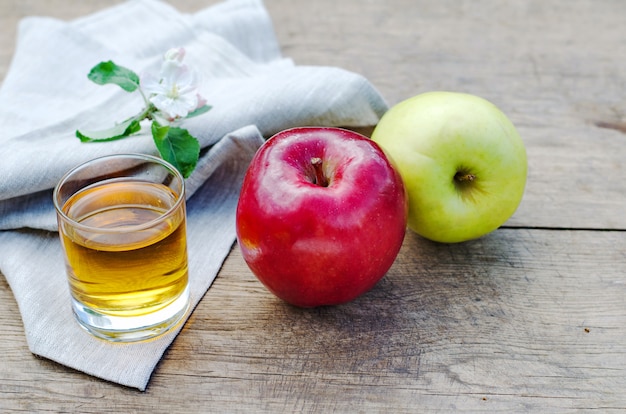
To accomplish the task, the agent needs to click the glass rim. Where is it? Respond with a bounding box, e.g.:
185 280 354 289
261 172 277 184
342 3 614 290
53 153 186 234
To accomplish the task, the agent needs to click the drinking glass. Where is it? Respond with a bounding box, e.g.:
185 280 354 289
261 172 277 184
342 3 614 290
53 153 190 342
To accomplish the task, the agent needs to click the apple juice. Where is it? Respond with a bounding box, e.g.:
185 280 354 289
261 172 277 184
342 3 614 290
59 179 188 317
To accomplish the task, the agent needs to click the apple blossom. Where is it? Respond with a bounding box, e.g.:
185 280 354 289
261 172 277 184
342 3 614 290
75 47 211 178
141 47 204 121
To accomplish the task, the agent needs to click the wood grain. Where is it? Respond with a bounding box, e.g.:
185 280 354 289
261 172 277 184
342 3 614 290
1 0 626 412
2 230 625 411
262 0 626 231
2 0 626 230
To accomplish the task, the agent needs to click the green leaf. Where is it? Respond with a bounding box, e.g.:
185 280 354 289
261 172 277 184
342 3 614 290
88 61 140 92
76 118 142 142
185 105 212 119
151 123 200 178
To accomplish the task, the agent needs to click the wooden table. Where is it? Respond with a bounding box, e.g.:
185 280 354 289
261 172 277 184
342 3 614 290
2 1 625 412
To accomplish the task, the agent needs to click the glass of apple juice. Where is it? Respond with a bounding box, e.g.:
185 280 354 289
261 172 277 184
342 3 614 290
53 153 190 342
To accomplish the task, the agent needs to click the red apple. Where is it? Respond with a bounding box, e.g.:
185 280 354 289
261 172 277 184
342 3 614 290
236 127 408 307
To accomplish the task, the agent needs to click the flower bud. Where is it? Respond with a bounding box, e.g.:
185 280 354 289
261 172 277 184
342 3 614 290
164 47 185 63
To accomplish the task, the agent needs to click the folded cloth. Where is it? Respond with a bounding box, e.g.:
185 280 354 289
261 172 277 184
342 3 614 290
0 0 387 390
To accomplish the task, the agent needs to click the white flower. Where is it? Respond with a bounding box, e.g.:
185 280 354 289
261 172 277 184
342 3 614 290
140 47 204 121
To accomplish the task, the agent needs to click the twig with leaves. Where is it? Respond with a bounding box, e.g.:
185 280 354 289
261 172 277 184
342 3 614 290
76 48 211 178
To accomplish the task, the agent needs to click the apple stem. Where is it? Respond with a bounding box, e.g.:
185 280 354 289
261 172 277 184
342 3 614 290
310 157 328 187
454 172 476 183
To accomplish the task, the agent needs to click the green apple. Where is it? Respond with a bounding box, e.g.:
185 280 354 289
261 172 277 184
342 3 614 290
371 91 527 243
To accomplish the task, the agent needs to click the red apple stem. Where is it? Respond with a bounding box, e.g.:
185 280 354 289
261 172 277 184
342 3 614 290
310 157 328 187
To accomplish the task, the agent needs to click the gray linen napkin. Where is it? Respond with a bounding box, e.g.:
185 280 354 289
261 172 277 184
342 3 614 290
0 0 387 390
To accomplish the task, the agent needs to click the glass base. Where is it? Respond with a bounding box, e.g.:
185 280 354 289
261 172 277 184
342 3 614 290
71 286 190 343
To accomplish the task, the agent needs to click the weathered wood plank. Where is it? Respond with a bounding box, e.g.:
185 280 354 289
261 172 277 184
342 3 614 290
263 0 626 230
2 229 625 411
2 0 625 230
